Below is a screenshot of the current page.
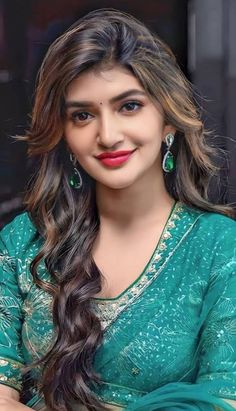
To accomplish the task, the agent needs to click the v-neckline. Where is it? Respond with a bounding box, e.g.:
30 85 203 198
93 201 178 303
91 202 204 332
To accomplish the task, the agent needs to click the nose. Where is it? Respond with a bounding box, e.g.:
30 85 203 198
97 112 124 148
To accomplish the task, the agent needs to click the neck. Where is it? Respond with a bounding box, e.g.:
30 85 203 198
96 169 175 228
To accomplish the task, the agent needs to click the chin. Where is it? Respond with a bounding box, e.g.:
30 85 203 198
100 178 137 190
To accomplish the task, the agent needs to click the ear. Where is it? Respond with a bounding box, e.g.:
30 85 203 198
162 125 176 143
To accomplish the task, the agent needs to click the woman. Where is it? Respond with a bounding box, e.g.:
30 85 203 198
0 8 236 411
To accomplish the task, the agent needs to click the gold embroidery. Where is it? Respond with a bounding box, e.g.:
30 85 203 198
131 367 140 376
0 357 23 391
163 231 171 239
0 375 22 390
0 357 23 369
0 374 7 381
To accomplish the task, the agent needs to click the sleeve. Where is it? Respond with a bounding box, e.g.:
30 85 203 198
127 263 236 411
0 224 24 392
127 221 236 411
195 256 236 401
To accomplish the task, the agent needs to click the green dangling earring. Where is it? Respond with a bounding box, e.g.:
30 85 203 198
69 153 83 189
162 133 175 173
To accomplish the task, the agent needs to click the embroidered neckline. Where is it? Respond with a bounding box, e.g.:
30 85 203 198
92 201 184 330
93 201 180 303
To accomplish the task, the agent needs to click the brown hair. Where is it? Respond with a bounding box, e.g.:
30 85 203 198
23 8 232 411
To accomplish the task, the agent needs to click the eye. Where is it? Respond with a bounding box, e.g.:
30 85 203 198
70 111 93 123
120 101 143 113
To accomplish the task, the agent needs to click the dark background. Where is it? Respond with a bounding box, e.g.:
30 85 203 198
0 0 235 227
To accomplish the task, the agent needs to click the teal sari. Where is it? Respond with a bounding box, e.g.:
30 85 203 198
0 203 236 410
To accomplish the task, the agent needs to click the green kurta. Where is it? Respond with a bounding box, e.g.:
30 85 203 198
0 202 236 410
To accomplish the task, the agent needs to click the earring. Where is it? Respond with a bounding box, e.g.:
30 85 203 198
162 133 175 173
69 153 83 189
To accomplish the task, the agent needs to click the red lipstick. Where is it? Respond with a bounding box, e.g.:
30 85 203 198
95 150 136 167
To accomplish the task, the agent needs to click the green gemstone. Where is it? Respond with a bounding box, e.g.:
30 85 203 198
69 175 76 187
163 151 174 172
69 169 82 189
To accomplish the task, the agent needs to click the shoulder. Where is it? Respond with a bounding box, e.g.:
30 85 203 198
0 212 38 257
184 205 236 243
197 209 236 230
183 205 236 271
198 214 236 301
178 206 236 296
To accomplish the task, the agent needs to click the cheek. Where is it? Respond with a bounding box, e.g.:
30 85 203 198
64 127 92 155
134 122 164 148
133 111 165 140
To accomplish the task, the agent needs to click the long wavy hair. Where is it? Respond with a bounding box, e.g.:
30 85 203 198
23 8 232 411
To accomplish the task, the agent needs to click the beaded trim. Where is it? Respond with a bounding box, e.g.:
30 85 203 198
92 202 184 331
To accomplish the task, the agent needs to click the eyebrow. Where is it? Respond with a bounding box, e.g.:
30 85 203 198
64 89 146 109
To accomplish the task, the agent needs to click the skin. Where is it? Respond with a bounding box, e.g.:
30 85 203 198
64 65 176 298
64 66 174 194
0 386 30 410
0 65 235 409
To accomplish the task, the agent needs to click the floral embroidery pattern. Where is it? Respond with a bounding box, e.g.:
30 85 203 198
0 356 23 390
0 253 16 274
1 208 236 407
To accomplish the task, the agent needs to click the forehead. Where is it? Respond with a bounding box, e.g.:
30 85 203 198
65 66 144 101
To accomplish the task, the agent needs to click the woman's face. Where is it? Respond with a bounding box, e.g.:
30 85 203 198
64 65 174 190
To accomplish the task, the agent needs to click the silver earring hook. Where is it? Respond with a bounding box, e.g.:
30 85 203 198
69 153 83 189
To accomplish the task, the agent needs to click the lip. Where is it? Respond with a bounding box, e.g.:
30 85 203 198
95 149 136 167
96 150 135 159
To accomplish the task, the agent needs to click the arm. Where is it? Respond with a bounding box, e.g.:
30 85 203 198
0 222 32 409
0 384 19 400
0 377 33 410
195 257 236 404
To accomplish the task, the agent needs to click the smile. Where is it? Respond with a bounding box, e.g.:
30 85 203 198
95 150 136 167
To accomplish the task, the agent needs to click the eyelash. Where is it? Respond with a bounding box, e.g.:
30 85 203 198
120 101 143 112
69 101 143 124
